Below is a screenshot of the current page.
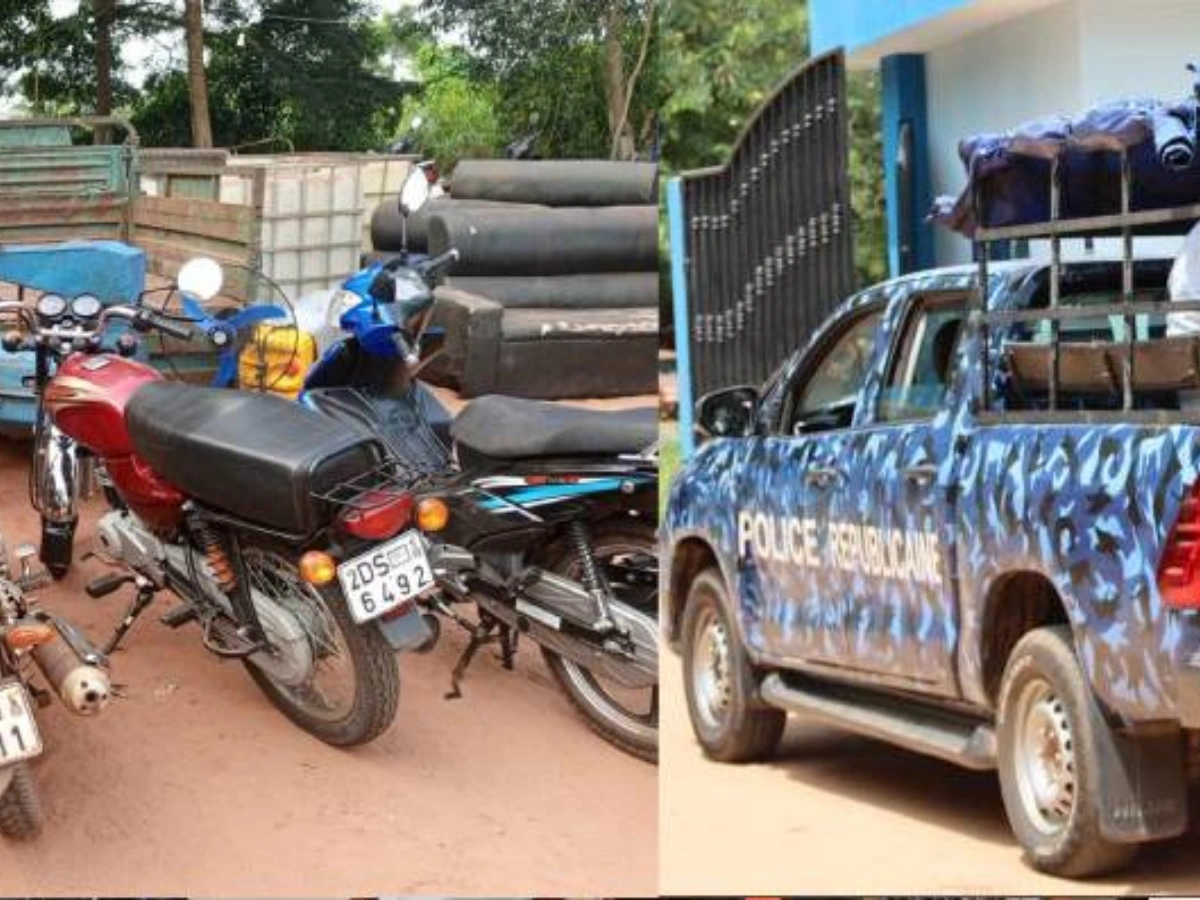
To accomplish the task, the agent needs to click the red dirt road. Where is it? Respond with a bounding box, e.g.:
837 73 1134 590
0 439 656 896
661 655 1200 895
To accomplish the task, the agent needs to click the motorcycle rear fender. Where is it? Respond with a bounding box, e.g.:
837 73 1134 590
374 601 432 652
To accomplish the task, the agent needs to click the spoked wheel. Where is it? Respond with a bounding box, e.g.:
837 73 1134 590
239 543 400 746
0 763 43 840
542 522 658 762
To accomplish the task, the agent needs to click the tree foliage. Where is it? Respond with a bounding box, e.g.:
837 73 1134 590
398 42 505 169
419 0 659 159
659 0 886 285
133 0 408 151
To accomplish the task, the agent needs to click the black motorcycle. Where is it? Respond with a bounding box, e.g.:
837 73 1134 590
299 170 660 761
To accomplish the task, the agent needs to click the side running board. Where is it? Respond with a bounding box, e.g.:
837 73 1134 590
760 673 997 771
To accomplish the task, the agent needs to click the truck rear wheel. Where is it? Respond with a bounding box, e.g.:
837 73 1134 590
681 569 784 762
997 625 1138 877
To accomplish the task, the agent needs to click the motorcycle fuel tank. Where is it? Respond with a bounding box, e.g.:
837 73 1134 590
46 353 162 457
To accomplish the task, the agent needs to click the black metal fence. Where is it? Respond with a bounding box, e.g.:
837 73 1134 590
678 50 855 397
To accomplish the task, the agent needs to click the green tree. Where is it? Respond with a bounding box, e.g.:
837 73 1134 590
659 0 886 285
133 0 409 151
397 42 505 169
659 0 807 171
420 0 659 159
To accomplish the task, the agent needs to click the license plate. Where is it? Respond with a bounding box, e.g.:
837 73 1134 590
338 530 434 623
0 681 41 766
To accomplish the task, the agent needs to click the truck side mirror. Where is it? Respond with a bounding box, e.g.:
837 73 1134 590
696 386 759 438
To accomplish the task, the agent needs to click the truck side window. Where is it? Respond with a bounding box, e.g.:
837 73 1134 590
878 295 967 422
782 309 882 434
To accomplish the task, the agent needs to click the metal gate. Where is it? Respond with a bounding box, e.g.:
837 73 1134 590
667 49 855 449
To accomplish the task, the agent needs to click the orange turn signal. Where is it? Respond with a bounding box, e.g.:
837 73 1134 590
416 497 450 532
299 550 338 585
5 621 55 652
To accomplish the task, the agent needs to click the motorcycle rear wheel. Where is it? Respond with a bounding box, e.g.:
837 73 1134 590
0 763 43 840
542 522 658 763
238 541 400 746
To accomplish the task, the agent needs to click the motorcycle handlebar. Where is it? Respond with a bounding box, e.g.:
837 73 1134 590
146 312 193 341
418 248 459 284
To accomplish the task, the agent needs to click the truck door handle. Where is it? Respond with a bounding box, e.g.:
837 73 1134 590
805 466 841 488
902 463 938 485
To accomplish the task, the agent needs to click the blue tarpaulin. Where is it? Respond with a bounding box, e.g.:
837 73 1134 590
932 93 1200 236
0 240 145 302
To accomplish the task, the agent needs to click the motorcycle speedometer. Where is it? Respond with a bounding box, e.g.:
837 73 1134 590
36 294 67 319
71 294 102 319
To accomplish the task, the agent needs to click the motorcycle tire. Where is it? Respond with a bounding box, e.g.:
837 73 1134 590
0 763 43 840
238 539 400 747
39 517 76 580
541 521 659 763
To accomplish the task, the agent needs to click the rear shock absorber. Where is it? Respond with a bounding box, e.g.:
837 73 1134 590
567 519 614 629
188 516 237 595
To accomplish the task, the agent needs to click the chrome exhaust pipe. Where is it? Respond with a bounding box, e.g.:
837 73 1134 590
31 625 111 716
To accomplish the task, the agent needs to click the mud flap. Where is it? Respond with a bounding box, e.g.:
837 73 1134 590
375 602 432 652
1092 701 1188 842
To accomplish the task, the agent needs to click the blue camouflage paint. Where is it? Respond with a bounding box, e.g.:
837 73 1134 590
663 261 1200 725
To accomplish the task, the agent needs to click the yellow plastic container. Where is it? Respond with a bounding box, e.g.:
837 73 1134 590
238 324 317 398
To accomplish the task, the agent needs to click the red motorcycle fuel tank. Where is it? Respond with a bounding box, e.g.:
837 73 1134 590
47 354 161 456
47 354 185 530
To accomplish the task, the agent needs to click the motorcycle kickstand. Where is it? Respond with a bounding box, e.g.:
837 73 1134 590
103 583 157 655
445 617 500 700
499 625 517 671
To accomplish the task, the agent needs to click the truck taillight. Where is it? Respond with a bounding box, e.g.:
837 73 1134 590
1159 485 1200 609
340 491 414 540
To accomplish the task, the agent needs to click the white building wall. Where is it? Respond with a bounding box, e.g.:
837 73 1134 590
922 0 1200 266
924 0 1084 265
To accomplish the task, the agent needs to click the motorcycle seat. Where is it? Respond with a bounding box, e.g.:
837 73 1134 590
451 394 656 460
126 382 385 535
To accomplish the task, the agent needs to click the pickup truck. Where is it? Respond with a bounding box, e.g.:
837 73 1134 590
661 255 1200 877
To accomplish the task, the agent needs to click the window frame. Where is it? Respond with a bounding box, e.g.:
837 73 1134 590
773 301 886 436
873 291 970 426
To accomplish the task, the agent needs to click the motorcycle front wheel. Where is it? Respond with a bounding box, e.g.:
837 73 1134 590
238 541 400 746
542 522 659 763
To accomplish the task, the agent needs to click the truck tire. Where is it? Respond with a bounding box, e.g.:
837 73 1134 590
681 569 784 762
997 625 1138 876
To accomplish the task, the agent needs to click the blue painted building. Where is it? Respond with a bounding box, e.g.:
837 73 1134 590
811 0 1200 273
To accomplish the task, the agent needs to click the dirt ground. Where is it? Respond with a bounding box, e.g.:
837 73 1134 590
660 654 1200 895
0 434 657 896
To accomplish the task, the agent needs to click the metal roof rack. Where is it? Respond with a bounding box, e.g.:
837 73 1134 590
973 140 1200 420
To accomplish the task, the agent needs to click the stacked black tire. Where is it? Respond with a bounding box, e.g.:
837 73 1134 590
369 160 659 399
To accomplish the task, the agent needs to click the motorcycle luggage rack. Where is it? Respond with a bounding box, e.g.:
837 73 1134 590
971 135 1200 425
311 458 436 513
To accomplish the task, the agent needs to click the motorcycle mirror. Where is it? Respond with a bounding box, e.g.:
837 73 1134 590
177 257 224 302
398 167 431 217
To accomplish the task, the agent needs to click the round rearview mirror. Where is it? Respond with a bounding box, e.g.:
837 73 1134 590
398 167 431 216
177 257 224 301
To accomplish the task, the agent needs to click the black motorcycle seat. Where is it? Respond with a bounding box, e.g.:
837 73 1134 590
451 394 656 460
126 382 384 535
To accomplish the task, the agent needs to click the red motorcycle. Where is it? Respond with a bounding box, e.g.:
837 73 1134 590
0 262 435 746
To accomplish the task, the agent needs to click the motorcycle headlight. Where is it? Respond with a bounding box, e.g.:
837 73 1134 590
326 289 363 329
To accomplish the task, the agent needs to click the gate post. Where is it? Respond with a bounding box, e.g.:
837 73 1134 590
667 176 696 457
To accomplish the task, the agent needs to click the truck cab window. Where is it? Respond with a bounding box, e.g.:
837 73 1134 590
782 309 882 434
879 295 967 422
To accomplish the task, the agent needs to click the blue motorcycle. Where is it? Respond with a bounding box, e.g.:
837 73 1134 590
296 169 661 761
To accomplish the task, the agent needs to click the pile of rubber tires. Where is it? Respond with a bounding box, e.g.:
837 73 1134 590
369 159 659 400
